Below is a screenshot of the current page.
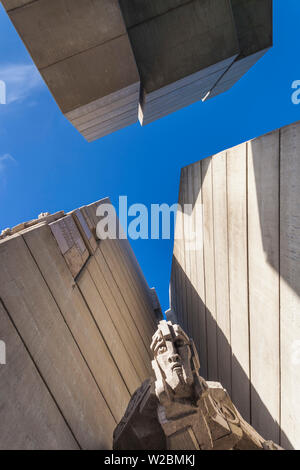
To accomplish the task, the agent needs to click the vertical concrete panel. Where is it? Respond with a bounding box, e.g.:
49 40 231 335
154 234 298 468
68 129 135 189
23 224 132 423
116 239 157 330
169 121 300 446
0 235 115 449
176 171 188 330
212 151 231 394
76 264 140 395
187 164 200 350
280 122 300 450
86 255 147 383
192 161 208 379
248 132 280 443
227 143 250 422
99 240 153 350
93 248 152 375
171 175 183 324
104 239 155 341
182 166 193 334
0 301 79 450
201 157 218 381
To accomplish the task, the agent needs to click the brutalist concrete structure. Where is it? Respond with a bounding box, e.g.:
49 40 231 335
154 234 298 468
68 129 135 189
2 0 272 140
0 198 162 449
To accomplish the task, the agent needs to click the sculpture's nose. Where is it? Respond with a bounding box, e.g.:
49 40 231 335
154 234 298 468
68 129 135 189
168 354 180 363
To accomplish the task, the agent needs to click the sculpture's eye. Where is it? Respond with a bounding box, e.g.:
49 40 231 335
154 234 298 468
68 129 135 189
157 345 167 354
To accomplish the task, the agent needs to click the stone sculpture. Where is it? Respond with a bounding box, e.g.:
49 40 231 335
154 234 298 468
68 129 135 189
113 320 282 450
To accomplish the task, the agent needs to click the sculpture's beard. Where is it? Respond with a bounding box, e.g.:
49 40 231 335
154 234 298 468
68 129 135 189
165 363 194 396
172 365 185 382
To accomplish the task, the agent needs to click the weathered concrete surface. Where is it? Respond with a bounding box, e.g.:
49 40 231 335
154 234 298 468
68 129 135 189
2 0 273 138
6 0 127 69
169 120 300 449
119 0 192 28
121 0 239 124
124 0 238 93
0 197 159 449
0 301 79 450
2 0 140 139
1 0 32 9
42 35 139 114
204 0 273 100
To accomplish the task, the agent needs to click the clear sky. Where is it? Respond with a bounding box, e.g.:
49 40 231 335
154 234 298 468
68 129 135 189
0 1 299 312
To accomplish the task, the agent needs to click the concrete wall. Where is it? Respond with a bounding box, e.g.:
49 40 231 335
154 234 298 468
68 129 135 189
0 199 160 450
169 120 300 450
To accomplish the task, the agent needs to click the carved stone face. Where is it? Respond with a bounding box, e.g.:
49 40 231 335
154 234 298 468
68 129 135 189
151 321 194 399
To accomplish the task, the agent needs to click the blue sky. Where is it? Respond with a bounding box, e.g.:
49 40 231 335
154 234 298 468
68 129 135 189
0 1 299 312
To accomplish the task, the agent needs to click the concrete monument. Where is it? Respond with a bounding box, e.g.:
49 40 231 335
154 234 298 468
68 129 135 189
2 0 273 140
114 320 282 450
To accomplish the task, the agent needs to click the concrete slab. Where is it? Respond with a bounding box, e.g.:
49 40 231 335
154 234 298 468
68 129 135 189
231 0 273 57
0 234 115 449
142 67 230 111
74 99 139 133
204 48 270 100
204 0 272 100
141 57 236 104
2 0 140 139
41 35 140 114
126 0 239 94
83 112 138 142
0 301 79 450
140 91 206 126
66 82 140 125
139 65 231 125
8 0 126 69
119 0 192 28
2 0 273 139
82 107 138 135
1 0 32 10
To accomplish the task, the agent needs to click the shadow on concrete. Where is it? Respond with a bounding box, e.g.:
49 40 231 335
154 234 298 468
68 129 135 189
171 256 292 449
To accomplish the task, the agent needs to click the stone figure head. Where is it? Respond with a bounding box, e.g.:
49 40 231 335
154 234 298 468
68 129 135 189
151 320 203 404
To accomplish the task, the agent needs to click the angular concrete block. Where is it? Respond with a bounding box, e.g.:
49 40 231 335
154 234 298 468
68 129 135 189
42 35 140 115
82 109 138 142
127 0 239 94
8 0 126 69
67 89 139 129
231 0 273 57
124 0 239 125
139 63 233 124
2 0 140 140
2 0 273 138
119 0 192 28
204 0 273 100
